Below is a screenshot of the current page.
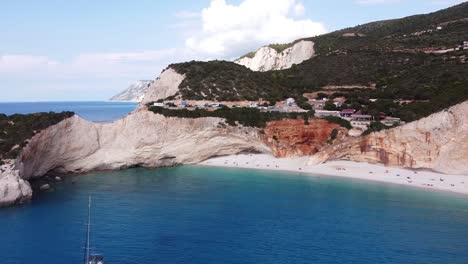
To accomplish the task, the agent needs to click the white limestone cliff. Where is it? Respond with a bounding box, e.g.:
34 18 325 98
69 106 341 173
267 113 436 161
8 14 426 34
0 161 32 207
1 58 467 206
17 109 270 180
110 80 154 102
309 101 468 175
235 40 315 71
141 68 185 104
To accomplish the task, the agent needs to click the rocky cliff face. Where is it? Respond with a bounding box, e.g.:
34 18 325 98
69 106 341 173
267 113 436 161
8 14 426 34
110 80 154 102
263 119 346 157
0 161 32 207
235 40 315 71
17 109 270 180
309 101 468 175
141 68 185 104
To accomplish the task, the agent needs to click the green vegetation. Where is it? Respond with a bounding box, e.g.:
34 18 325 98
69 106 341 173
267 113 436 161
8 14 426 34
239 51 256 59
268 42 295 53
170 51 467 123
307 2 468 54
165 3 468 123
322 116 352 130
170 61 285 102
363 121 389 135
0 112 75 160
148 106 314 128
327 128 339 145
323 101 338 111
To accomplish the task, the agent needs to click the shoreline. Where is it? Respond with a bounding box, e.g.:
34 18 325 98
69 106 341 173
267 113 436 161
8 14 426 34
198 154 468 195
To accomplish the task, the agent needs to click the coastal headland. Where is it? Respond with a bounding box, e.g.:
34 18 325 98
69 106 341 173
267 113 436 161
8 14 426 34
1 3 468 206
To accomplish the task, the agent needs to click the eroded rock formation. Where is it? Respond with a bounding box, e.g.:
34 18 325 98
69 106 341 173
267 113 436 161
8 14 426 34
17 108 270 180
0 161 32 207
310 101 468 175
235 40 315 71
263 119 346 157
110 80 154 102
141 68 185 104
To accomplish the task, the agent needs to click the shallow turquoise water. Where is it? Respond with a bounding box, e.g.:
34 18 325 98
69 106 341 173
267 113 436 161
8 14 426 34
1 166 468 264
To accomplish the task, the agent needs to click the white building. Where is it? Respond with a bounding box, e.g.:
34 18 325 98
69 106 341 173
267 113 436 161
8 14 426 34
381 117 401 126
153 102 164 107
286 98 296 106
314 110 341 118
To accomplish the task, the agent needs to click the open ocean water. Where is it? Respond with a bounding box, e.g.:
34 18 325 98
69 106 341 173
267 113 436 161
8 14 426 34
1 166 468 264
0 101 138 122
0 102 467 263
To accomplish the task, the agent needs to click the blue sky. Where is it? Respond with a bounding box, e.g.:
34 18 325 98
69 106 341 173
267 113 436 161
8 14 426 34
0 0 465 101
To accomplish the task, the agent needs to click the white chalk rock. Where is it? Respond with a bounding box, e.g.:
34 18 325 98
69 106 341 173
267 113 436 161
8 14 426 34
141 68 185 104
110 80 154 102
0 161 32 207
235 40 315 71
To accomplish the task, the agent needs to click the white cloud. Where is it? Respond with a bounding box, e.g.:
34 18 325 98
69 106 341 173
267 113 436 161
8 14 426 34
184 0 327 58
73 49 176 67
293 2 306 16
0 49 180 101
174 11 201 19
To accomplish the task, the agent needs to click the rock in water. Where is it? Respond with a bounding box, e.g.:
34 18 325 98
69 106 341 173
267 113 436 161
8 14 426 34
0 161 32 207
39 184 51 191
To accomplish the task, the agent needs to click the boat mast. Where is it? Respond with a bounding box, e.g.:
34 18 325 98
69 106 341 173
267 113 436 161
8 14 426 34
84 196 92 264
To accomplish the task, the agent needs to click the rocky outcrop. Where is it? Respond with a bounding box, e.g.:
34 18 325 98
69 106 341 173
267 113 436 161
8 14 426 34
110 80 154 102
235 40 315 71
141 68 185 104
17 108 270 180
310 101 468 175
0 161 32 207
263 119 346 157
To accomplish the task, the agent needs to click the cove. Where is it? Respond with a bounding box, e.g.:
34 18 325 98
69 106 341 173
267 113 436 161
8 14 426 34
1 166 467 264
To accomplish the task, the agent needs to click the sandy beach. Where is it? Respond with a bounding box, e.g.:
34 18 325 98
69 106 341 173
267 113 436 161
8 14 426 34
198 154 468 195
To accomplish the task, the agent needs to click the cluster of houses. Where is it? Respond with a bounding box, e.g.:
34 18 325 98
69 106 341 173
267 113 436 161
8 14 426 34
154 101 233 109
153 98 304 113
315 109 402 128
308 98 342 110
154 97 402 129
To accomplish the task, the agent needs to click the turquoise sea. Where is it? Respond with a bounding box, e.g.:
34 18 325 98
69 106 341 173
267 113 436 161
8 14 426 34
0 102 467 263
1 166 468 264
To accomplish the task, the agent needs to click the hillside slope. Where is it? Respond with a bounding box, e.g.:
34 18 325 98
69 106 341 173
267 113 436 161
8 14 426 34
163 3 467 122
110 80 154 102
235 40 315 71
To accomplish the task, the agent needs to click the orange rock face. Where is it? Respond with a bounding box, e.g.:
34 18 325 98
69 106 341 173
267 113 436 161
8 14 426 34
263 119 345 158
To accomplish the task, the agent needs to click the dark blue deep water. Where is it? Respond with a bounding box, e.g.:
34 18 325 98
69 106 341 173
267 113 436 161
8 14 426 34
0 101 137 122
1 166 467 264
